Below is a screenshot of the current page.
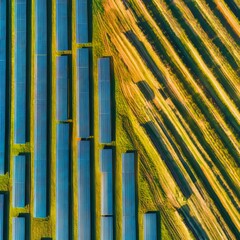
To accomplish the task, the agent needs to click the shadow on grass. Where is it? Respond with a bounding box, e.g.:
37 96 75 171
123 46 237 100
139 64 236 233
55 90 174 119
137 0 240 134
164 0 240 106
142 121 193 199
125 18 240 177
185 1 239 72
178 205 209 240
137 81 155 101
203 0 240 43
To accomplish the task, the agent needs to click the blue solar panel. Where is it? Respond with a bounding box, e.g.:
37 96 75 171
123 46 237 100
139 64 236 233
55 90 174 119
76 0 89 43
101 217 113 240
56 124 70 240
78 141 91 240
98 58 112 143
36 0 47 55
13 155 26 207
14 0 27 143
100 149 113 215
0 195 4 239
144 213 158 240
0 0 6 174
56 0 69 50
122 153 136 240
77 48 90 138
57 56 69 121
13 217 25 240
34 0 48 218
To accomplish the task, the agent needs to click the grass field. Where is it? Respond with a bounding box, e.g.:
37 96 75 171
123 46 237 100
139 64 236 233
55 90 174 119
0 0 239 239
93 0 240 239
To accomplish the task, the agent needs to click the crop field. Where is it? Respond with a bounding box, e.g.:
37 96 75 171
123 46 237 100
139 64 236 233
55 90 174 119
0 0 239 239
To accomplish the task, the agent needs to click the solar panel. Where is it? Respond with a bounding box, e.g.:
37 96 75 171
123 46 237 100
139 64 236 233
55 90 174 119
100 149 113 215
13 155 27 207
57 56 69 121
0 195 4 239
77 48 90 138
34 0 48 218
76 0 89 43
13 217 25 240
14 0 27 143
78 141 91 240
144 213 158 240
56 124 70 240
100 149 113 240
98 58 112 143
0 0 7 174
56 0 69 50
122 153 136 240
101 216 113 240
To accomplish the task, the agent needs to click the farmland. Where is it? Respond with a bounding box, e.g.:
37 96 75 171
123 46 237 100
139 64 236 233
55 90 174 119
0 0 239 239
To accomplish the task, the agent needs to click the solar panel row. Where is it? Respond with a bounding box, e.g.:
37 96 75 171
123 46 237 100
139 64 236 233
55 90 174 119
56 0 69 50
100 149 113 215
76 0 89 43
13 155 27 208
101 217 113 240
13 217 26 240
98 57 114 239
14 0 27 144
56 124 70 240
77 49 90 138
98 58 112 144
57 56 69 121
0 194 5 239
0 0 7 174
144 213 158 240
34 0 48 218
78 141 91 240
122 153 136 240
100 149 113 240
57 0 90 47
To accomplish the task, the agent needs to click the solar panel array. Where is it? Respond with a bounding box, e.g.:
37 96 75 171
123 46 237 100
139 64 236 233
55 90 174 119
13 155 27 207
76 0 89 43
57 56 69 121
13 217 26 240
34 0 48 217
144 213 158 240
101 217 113 240
78 141 91 240
100 149 113 240
0 194 5 239
0 0 94 238
0 0 7 174
56 124 70 240
101 149 113 215
56 0 69 50
98 58 112 143
14 0 28 144
122 152 137 240
77 49 90 138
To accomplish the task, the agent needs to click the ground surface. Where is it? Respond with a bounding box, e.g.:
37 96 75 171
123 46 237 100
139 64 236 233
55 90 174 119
1 0 239 239
93 0 240 239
